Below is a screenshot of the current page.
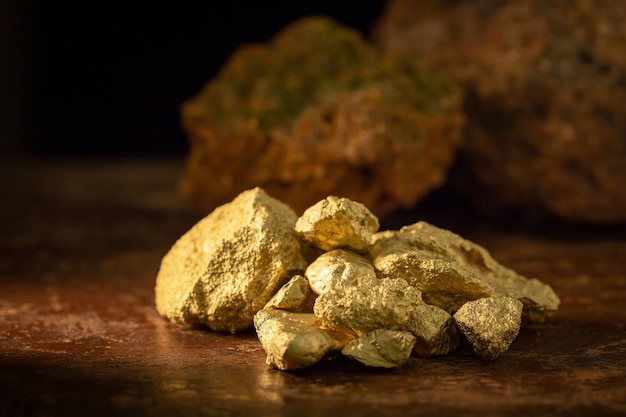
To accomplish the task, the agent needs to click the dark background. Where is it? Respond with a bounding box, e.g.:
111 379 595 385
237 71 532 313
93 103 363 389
1 1 386 158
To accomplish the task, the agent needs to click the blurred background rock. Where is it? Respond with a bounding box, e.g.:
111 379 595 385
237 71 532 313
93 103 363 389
0 1 384 157
3 0 624 227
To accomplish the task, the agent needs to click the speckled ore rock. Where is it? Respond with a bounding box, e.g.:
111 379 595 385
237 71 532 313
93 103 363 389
454 297 523 361
375 0 626 223
371 221 560 323
254 309 354 370
372 230 495 313
179 16 464 217
313 273 424 334
305 249 377 296
264 275 317 313
295 196 379 252
155 187 307 333
157 192 560 370
408 303 460 358
341 329 416 368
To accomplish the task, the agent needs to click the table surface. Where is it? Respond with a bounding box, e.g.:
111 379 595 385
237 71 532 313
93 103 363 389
1 159 625 417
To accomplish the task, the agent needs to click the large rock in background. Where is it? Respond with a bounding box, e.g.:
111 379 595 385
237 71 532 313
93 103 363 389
179 16 464 217
375 0 626 223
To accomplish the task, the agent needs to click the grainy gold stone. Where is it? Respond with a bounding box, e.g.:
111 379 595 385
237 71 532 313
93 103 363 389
453 296 523 361
155 188 307 333
264 275 317 313
254 309 354 370
313 273 423 334
372 231 494 312
341 329 416 368
156 191 559 370
408 303 460 358
305 249 377 296
295 196 380 252
371 221 560 322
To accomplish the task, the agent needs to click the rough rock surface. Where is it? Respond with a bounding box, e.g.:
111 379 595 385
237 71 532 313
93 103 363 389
313 273 423 334
254 310 354 370
454 297 523 361
179 16 464 217
264 275 317 313
305 249 377 296
341 329 416 368
155 188 307 333
408 303 459 358
157 192 559 370
295 196 379 252
375 0 626 223
371 221 560 322
372 232 494 312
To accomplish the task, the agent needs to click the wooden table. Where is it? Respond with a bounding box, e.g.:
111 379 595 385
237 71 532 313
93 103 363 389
1 159 624 416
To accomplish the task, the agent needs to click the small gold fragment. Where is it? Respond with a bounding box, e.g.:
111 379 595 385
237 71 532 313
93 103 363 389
371 221 560 322
264 275 317 313
254 309 354 370
305 249 377 296
372 234 495 313
313 273 423 334
453 296 523 361
341 329 416 368
408 304 460 358
295 196 379 252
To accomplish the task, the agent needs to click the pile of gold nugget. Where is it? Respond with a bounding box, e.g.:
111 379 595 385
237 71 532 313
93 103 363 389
155 188 559 370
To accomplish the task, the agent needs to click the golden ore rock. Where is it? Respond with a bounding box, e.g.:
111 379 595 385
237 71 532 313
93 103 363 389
264 275 317 313
408 303 460 358
295 196 380 252
253 309 354 371
371 221 560 323
453 296 524 361
305 249 377 296
341 329 416 368
154 187 307 333
156 188 560 370
313 273 423 335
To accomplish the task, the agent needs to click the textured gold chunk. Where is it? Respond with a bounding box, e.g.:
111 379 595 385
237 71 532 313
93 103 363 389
295 196 379 252
408 304 460 358
341 329 416 368
155 188 307 333
372 221 560 322
254 310 354 370
156 189 559 369
454 296 523 361
305 249 377 296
